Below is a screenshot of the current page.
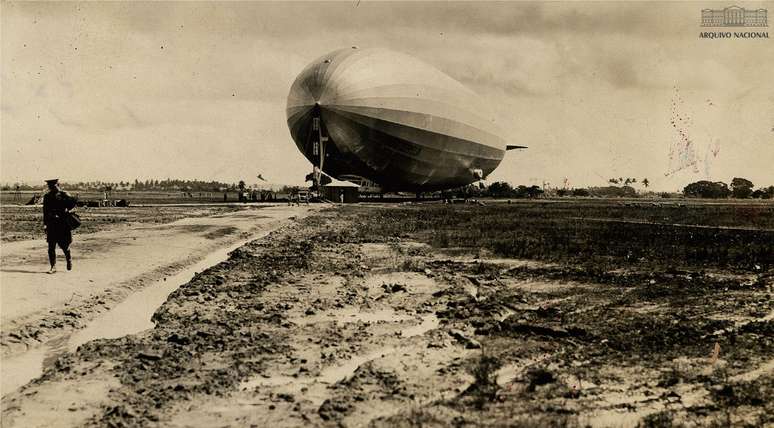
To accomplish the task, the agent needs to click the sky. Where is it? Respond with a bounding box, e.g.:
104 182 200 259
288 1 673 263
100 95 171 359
1 1 772 191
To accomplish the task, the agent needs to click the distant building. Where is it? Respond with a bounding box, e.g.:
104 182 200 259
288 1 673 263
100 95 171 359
701 6 767 27
321 178 359 203
337 174 382 195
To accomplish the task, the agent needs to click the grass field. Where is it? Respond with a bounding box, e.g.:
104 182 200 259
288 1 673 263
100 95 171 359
5 198 772 270
0 190 258 206
0 205 241 242
345 199 774 272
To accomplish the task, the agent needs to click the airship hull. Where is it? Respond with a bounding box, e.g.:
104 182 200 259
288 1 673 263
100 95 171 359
286 48 507 192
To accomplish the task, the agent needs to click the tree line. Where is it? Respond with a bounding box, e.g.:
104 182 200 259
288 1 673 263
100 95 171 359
1 179 243 192
483 182 544 198
477 176 773 199
683 178 773 199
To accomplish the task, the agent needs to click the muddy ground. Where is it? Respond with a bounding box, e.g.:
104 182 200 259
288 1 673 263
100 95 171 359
2 203 772 427
0 205 305 363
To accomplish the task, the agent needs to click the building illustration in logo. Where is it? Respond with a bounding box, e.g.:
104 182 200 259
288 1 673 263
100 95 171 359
701 6 767 27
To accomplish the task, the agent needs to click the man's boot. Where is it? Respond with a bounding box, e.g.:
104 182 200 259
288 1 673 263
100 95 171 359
65 249 72 271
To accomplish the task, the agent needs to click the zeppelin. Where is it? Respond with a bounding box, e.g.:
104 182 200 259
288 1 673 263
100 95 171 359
286 47 512 192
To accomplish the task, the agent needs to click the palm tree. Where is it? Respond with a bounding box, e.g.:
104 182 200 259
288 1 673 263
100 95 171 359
237 180 247 202
642 178 650 188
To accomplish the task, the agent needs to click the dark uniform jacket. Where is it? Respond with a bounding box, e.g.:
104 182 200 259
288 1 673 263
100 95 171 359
43 190 76 244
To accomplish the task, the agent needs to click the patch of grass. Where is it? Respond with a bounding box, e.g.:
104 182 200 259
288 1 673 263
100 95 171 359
525 367 556 392
465 354 502 409
711 381 767 407
637 410 679 428
203 226 239 240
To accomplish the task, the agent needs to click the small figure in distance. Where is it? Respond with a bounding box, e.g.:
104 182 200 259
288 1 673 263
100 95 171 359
42 178 77 274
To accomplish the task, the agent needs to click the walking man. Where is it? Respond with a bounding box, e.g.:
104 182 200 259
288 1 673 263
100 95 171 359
42 178 77 274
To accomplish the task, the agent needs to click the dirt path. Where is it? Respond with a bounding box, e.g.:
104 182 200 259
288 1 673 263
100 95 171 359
2 207 771 427
0 205 316 389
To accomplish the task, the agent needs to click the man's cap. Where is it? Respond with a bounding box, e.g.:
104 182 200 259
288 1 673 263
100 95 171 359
45 178 59 185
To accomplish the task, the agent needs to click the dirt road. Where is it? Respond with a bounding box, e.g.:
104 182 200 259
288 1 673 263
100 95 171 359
2 205 771 427
0 205 315 393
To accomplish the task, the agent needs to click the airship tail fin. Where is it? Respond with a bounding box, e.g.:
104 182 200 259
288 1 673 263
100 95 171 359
506 145 528 151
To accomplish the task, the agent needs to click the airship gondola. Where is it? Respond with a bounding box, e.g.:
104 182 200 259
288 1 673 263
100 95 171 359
286 47 510 192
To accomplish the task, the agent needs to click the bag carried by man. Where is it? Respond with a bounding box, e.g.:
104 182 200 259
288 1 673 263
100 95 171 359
64 212 81 230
